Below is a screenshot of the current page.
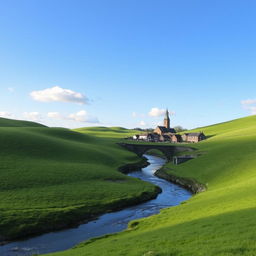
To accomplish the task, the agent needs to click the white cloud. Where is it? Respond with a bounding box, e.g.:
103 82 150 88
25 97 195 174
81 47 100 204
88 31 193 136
149 108 166 117
47 112 63 119
139 120 146 126
148 107 175 117
0 111 13 118
68 110 99 123
149 108 175 117
30 86 88 104
241 99 256 105
47 110 99 123
23 112 41 121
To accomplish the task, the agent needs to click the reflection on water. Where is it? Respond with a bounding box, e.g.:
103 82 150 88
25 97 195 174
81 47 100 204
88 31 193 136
0 154 191 256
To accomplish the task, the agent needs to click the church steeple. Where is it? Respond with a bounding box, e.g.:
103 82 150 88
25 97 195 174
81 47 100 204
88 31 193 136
164 109 170 129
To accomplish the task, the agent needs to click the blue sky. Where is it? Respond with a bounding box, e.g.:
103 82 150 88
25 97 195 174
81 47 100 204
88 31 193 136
0 0 256 129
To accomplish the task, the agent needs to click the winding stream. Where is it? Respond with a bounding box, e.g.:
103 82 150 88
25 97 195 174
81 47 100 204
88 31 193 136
0 154 191 256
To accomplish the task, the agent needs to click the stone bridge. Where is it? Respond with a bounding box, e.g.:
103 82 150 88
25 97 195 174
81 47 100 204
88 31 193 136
118 143 196 161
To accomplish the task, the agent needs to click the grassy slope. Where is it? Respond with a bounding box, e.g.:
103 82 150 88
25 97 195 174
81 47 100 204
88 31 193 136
0 117 46 127
75 126 140 137
47 115 256 256
0 120 157 240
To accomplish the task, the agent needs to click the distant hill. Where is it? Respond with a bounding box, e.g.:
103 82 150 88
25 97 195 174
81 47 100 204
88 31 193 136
75 126 138 138
77 126 128 132
0 117 47 127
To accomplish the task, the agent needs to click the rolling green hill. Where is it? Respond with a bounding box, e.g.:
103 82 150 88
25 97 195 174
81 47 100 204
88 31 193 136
0 118 158 241
47 115 256 256
0 117 46 127
75 126 140 138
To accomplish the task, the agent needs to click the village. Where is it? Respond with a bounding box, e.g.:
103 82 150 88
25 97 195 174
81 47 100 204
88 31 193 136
132 109 206 143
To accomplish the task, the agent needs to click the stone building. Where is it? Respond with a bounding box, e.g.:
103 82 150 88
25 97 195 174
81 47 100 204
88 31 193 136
182 132 206 143
171 134 182 143
148 133 160 142
160 134 170 142
133 133 160 142
154 109 176 135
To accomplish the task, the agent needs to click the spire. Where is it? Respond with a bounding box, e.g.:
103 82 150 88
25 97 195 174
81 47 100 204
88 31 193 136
164 108 170 129
165 108 169 119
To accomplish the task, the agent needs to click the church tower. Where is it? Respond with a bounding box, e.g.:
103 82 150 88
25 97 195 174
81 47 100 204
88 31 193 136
164 109 170 129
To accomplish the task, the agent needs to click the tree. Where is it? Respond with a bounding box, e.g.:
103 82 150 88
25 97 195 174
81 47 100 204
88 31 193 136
174 126 187 132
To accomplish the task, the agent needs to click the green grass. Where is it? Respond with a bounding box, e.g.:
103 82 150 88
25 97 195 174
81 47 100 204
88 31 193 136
46 115 256 256
0 117 46 127
75 126 140 138
0 119 158 240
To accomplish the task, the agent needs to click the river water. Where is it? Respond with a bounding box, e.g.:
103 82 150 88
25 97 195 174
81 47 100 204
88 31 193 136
0 154 191 256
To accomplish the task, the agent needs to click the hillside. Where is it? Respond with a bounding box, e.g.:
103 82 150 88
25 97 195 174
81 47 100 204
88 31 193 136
0 117 46 127
0 118 158 241
47 115 256 256
75 126 139 138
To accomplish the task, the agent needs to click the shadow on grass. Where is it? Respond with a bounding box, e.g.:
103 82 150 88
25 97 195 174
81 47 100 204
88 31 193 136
206 134 217 139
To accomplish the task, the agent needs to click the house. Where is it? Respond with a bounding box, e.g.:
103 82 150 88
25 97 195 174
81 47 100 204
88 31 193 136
133 133 159 142
138 134 149 141
132 135 140 140
182 132 206 143
149 133 161 142
160 134 171 142
171 134 182 143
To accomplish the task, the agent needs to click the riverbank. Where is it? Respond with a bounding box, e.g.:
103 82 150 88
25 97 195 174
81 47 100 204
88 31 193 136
136 148 206 194
0 155 191 256
155 167 206 194
118 155 150 173
136 149 206 194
